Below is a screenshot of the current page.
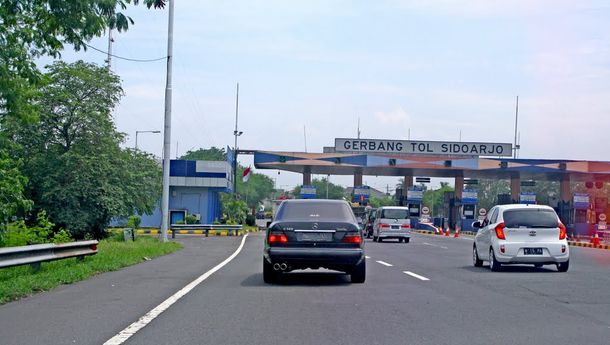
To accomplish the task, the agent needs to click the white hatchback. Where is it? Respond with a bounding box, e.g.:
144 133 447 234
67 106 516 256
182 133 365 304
472 204 569 272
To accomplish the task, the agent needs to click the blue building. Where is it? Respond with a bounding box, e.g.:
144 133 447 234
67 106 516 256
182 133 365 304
140 160 233 227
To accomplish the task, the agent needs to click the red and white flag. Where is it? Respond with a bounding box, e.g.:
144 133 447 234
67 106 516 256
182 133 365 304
242 166 252 182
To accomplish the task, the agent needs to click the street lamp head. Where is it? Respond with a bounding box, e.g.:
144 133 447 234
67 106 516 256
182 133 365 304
234 130 243 136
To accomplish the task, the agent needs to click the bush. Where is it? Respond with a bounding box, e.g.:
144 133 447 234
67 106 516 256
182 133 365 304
0 211 73 247
245 214 255 226
52 229 73 244
185 214 198 224
126 215 141 229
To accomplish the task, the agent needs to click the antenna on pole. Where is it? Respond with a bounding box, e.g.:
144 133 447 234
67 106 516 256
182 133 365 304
357 117 361 139
517 131 521 158
303 125 308 152
513 96 519 159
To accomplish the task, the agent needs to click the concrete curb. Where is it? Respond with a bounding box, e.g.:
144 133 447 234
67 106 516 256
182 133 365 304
134 228 260 236
413 230 610 250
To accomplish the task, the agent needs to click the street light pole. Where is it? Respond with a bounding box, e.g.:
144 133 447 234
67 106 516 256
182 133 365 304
135 130 161 152
233 83 242 198
160 0 175 243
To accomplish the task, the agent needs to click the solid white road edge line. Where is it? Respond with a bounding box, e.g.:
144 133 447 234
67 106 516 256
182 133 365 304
376 260 393 267
403 271 430 281
104 234 250 345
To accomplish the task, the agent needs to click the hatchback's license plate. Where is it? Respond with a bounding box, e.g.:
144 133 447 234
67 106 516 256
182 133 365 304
524 248 543 255
297 232 333 242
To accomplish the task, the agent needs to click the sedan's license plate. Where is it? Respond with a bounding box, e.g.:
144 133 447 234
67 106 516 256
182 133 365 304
524 248 543 255
297 232 332 242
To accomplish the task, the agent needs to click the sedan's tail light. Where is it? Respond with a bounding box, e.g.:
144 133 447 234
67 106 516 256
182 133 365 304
268 233 288 244
558 222 567 240
401 224 411 229
380 223 390 228
495 222 506 240
342 235 362 244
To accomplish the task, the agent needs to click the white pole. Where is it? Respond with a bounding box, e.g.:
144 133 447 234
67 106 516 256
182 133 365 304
160 0 175 243
107 29 113 68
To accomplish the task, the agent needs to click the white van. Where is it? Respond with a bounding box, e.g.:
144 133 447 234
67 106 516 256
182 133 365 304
372 206 411 243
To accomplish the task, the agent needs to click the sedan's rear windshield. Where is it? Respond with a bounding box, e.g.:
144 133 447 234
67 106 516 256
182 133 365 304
275 202 356 222
381 209 410 219
503 209 558 228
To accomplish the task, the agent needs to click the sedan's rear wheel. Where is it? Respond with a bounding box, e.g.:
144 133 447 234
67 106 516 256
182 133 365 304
373 235 378 242
473 245 483 267
350 259 366 283
263 258 278 283
378 237 383 243
404 238 410 244
557 260 569 272
489 248 502 272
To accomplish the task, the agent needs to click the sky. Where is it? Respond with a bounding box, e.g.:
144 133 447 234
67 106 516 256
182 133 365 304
53 0 610 192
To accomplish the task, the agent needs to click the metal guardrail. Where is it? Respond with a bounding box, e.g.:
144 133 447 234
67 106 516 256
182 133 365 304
0 240 98 270
169 224 243 238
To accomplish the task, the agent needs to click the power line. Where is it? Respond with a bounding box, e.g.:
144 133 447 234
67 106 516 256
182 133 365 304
84 43 167 63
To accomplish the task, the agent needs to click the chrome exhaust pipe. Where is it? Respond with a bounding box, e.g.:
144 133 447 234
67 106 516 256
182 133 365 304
273 263 281 270
280 263 288 271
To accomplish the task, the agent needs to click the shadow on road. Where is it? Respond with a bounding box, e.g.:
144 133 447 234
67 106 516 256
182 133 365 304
460 265 559 273
241 271 352 287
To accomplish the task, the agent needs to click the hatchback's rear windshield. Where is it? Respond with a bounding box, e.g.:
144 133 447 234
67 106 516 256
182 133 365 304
381 209 410 219
503 209 558 228
275 202 356 222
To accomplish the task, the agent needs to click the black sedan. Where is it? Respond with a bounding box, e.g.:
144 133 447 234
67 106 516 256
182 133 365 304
263 199 366 284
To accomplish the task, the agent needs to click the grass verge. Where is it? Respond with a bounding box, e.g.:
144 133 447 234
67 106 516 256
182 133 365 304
0 237 182 304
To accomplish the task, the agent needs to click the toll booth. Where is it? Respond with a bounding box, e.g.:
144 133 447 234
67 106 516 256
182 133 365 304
352 185 371 206
461 189 478 231
407 187 424 228
572 193 589 236
300 185 316 199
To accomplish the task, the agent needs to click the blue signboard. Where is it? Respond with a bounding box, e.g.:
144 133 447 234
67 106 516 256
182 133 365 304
462 189 478 204
520 192 536 204
352 185 370 203
407 187 423 202
573 193 590 210
300 185 317 199
226 146 234 193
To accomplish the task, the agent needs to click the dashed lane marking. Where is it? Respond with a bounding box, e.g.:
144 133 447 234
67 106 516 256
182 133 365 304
376 260 393 267
365 256 371 259
403 271 430 281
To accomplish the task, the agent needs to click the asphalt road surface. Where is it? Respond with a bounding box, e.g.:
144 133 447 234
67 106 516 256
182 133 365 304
1 233 609 345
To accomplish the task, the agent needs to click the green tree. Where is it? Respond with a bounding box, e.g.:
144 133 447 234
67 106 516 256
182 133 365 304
0 152 32 226
179 147 226 161
13 61 161 239
293 178 346 200
0 0 165 224
422 182 454 216
369 196 395 208
476 179 510 210
237 166 275 208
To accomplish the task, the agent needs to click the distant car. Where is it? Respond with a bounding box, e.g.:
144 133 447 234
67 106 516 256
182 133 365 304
263 199 366 283
472 204 569 272
372 206 411 243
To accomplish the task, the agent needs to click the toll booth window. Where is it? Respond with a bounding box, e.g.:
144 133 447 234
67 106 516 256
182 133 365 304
381 209 410 219
503 209 558 228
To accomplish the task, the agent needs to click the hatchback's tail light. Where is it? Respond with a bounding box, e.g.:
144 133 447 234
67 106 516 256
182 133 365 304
401 224 411 229
495 222 506 240
342 235 362 244
268 233 288 244
380 223 390 228
558 222 567 240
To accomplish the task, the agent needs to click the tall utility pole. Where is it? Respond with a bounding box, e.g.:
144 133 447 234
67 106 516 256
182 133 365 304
160 0 175 243
233 83 242 197
513 96 519 159
106 29 113 68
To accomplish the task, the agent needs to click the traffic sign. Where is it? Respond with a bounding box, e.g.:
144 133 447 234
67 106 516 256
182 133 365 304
422 206 430 215
520 180 536 187
599 213 607 221
478 208 487 216
464 179 479 185
416 177 431 183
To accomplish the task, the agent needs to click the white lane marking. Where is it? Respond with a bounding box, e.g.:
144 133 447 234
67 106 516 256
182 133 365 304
422 242 448 250
104 234 249 345
365 255 371 259
376 260 393 267
403 271 430 281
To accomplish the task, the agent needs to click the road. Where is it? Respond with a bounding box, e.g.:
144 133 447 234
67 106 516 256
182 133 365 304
1 233 609 345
